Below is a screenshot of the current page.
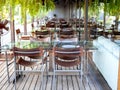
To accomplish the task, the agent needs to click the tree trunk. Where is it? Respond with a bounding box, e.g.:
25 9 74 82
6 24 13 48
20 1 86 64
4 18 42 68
103 7 106 36
24 10 27 35
84 0 89 41
115 16 119 30
10 7 15 42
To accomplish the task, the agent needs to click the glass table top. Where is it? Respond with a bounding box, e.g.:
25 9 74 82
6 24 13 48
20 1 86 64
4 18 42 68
0 40 97 51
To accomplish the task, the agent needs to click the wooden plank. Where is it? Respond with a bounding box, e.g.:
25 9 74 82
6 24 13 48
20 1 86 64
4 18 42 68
0 61 7 72
62 75 68 90
0 60 14 82
88 53 106 90
29 75 38 90
0 54 112 90
67 76 74 90
16 74 30 90
24 75 34 90
5 73 14 90
51 75 58 90
82 77 91 90
0 64 8 78
46 76 52 90
57 76 62 90
0 64 13 83
87 54 99 90
43 75 48 90
0 65 14 90
0 61 5 82
34 75 41 90
72 76 79 90
76 75 85 90
87 74 96 90
0 61 14 78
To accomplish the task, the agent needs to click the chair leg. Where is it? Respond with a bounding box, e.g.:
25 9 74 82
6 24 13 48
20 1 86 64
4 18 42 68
5 52 10 83
45 51 48 79
41 56 45 90
52 70 56 90
81 56 83 83
46 60 49 80
52 60 56 90
41 70 44 90
81 64 83 83
13 58 17 90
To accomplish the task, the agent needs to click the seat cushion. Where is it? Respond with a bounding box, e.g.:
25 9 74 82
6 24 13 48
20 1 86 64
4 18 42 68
55 59 80 67
16 57 41 67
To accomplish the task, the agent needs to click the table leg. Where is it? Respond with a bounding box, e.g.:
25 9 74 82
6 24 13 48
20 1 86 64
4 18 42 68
49 50 53 72
5 51 10 83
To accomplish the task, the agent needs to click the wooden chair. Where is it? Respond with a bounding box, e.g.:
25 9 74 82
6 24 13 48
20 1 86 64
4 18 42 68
46 21 55 28
57 29 77 42
59 18 67 24
13 47 47 90
52 46 84 90
113 31 120 39
16 29 30 40
34 30 51 42
40 25 46 30
60 23 71 28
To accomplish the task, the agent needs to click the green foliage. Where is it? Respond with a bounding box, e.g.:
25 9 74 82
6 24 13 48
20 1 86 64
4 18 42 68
46 0 55 11
28 0 43 17
0 0 55 22
77 0 120 18
108 0 120 16
88 2 100 17
0 0 8 19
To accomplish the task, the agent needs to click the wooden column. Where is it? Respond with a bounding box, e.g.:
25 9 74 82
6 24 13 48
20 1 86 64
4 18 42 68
103 9 106 34
83 0 89 79
49 49 53 72
115 16 119 30
10 7 15 42
84 0 88 41
24 10 27 35
68 0 70 19
78 0 81 41
103 1 107 36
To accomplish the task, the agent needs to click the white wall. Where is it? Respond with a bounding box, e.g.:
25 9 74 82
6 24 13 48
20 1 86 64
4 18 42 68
47 3 81 21
47 4 65 19
93 36 120 90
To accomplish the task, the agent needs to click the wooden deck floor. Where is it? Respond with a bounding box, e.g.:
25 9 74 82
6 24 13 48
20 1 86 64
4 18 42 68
0 53 112 90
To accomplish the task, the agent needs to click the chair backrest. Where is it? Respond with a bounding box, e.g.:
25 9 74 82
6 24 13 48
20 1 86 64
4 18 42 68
46 21 55 28
16 29 21 35
60 23 71 28
40 25 46 30
13 47 43 59
54 47 83 67
59 18 67 24
16 29 22 40
35 30 50 38
60 29 74 35
58 29 75 39
16 29 30 40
